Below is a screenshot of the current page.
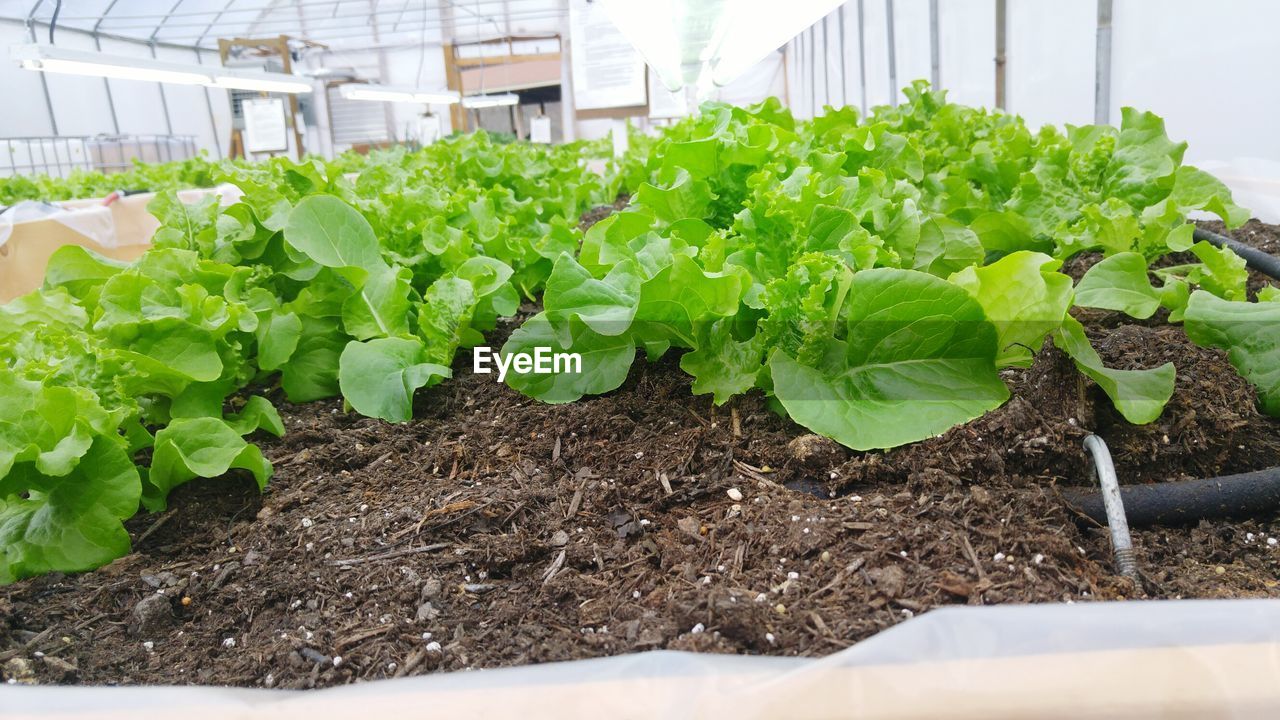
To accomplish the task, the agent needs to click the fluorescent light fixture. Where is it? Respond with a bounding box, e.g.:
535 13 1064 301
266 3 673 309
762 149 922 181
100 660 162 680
213 68 313 94
462 93 519 109
339 84 460 104
597 0 846 91
11 44 312 94
12 43 209 85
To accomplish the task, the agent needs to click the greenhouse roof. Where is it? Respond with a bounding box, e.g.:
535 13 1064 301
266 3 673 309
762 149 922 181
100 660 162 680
0 0 564 52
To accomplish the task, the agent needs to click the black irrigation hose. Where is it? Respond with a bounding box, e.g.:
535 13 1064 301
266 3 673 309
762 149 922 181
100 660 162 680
49 0 62 44
1063 466 1280 528
1193 226 1280 281
1059 232 1280 531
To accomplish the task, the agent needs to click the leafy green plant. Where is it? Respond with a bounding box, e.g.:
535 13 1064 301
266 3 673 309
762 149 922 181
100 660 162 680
0 132 618 582
0 155 225 206
1 84 1274 585
502 83 1259 455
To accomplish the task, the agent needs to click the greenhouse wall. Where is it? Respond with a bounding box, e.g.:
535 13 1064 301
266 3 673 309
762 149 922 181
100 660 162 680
786 0 1280 219
3 0 1280 189
788 0 1280 165
0 19 227 157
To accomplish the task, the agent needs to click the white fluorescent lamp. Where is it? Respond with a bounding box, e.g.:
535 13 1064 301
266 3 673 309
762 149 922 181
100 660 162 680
339 84 460 104
12 44 313 94
12 43 208 85
213 68 313 94
708 0 847 87
598 0 846 91
462 93 519 109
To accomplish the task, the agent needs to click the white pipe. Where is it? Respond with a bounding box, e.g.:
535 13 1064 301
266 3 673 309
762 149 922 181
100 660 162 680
1084 434 1139 580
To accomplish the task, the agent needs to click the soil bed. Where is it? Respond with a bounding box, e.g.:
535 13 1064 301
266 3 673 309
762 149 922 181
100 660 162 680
3 219 1280 688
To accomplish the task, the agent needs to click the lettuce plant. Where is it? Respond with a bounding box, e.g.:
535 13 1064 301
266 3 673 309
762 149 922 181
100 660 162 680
1 85 1273 583
502 84 1259 454
0 132 616 582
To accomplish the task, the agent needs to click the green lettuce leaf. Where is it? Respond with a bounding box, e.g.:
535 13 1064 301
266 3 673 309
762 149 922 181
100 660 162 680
949 251 1073 367
145 417 273 511
769 268 1009 450
1073 251 1189 319
1184 291 1280 415
0 436 140 584
338 337 451 422
1053 315 1175 424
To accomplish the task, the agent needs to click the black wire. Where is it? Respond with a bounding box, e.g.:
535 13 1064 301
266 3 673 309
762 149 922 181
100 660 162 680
49 0 62 44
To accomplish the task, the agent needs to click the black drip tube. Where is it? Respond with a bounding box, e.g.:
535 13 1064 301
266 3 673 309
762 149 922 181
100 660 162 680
1193 227 1280 280
1063 466 1280 528
1057 229 1280 528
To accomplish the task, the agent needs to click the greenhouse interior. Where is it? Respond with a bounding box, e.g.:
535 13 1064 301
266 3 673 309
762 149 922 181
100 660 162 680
3 0 1280 717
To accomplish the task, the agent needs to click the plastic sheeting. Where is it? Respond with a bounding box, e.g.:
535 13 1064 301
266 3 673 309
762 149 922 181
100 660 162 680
6 599 1280 719
0 202 120 251
1196 159 1280 225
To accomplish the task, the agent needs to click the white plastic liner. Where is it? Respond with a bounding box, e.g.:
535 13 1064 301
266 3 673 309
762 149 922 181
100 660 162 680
6 599 1280 719
0 202 119 251
1195 159 1280 225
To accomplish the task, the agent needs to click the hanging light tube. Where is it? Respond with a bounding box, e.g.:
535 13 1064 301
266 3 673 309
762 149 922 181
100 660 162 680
12 43 209 85
11 44 312 94
462 93 519 109
338 84 460 105
213 68 313 94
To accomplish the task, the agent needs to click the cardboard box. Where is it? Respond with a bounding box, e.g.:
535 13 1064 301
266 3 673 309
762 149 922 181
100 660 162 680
1 186 239 303
0 203 148 303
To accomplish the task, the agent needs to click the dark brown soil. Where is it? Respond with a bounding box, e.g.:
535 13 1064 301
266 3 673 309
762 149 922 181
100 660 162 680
577 194 631 231
3 217 1280 688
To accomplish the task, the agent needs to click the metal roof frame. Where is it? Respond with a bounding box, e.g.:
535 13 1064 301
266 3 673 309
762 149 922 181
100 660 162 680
5 1 570 52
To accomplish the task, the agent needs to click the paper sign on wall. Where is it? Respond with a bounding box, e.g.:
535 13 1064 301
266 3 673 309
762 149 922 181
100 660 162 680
530 116 552 144
568 0 647 110
410 114 442 145
243 98 288 154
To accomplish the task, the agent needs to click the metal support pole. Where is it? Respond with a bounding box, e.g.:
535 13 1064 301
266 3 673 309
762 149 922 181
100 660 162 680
809 25 817 117
781 41 791 108
837 4 847 107
857 0 867 116
929 0 940 88
1094 0 1113 125
26 2 60 136
885 0 897 105
555 0 574 142
796 29 804 116
93 0 122 136
149 42 176 135
370 0 396 141
995 0 1007 109
149 2 184 137
195 49 224 158
822 15 830 109
194 0 237 48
